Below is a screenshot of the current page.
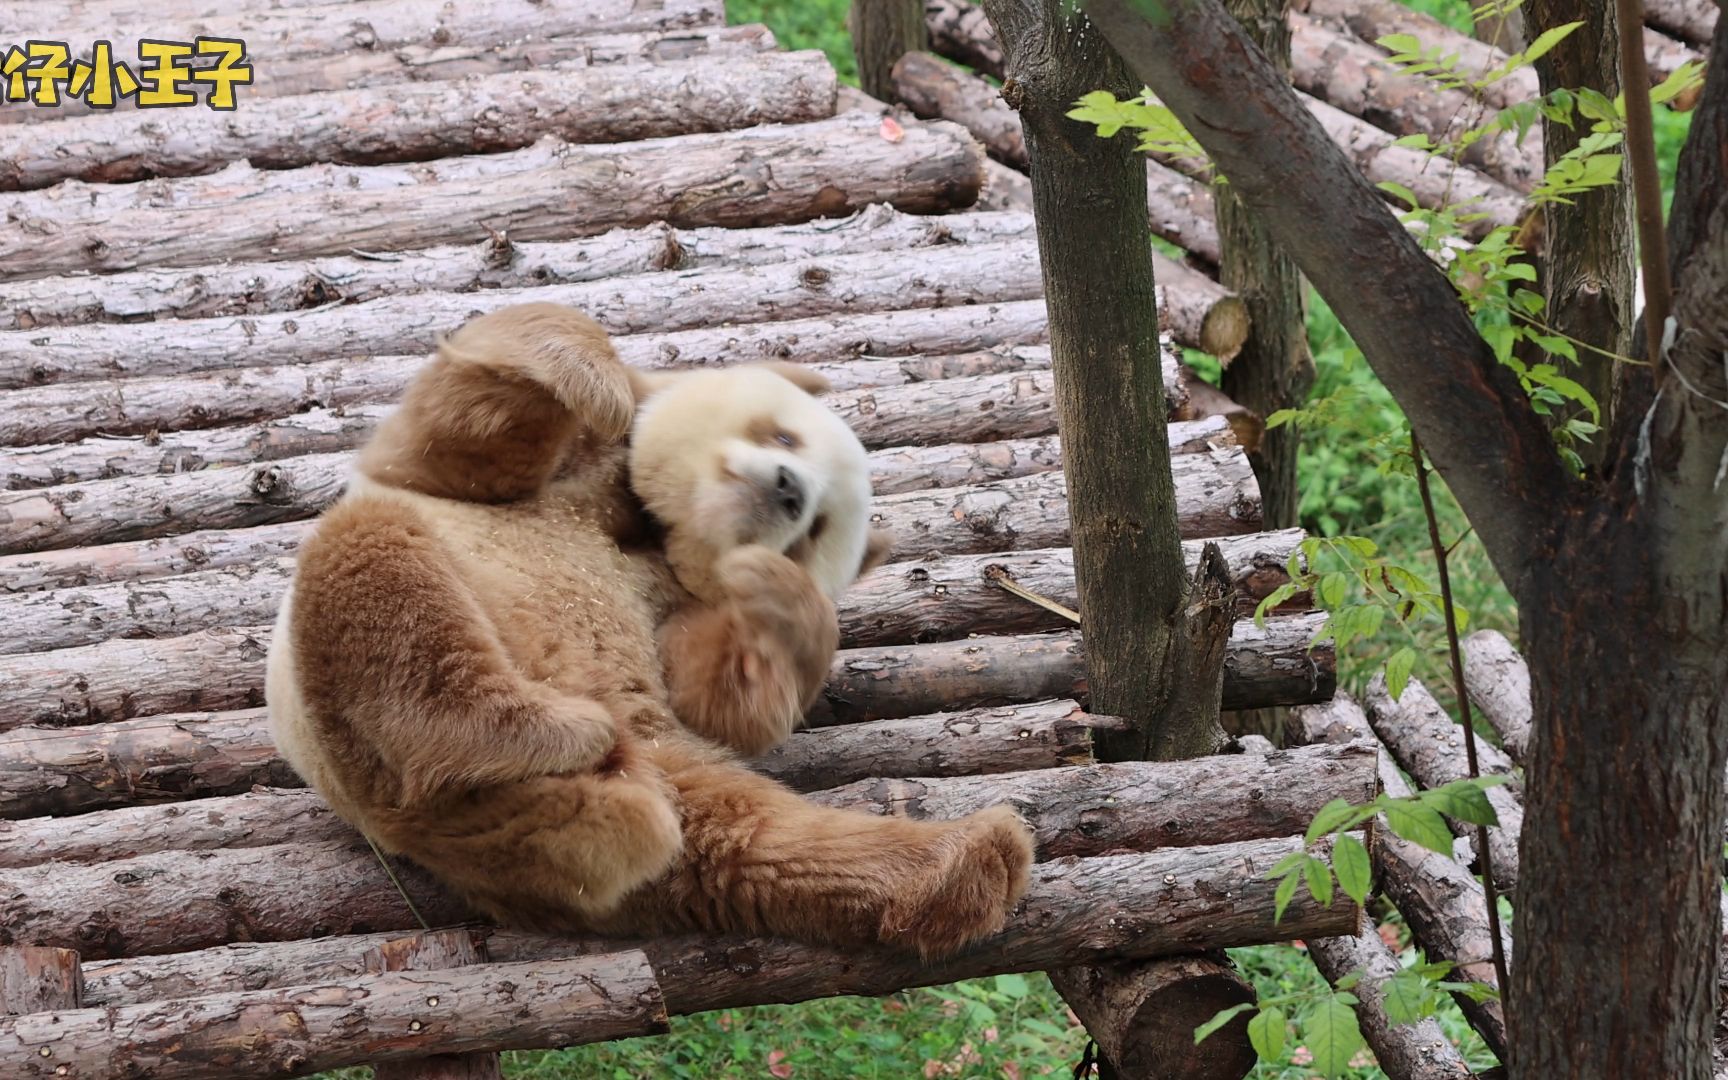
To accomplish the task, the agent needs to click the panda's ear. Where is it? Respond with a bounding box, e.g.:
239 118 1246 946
752 362 831 397
858 529 894 578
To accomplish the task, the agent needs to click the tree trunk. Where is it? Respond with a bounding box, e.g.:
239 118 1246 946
0 114 985 282
1 741 1373 872
853 0 930 100
1363 676 1524 890
1460 630 1534 764
0 951 667 1080
1523 0 1636 465
0 613 1332 734
0 947 83 1014
0 204 1042 333
0 417 1234 588
0 52 837 191
0 699 1103 826
366 931 504 1080
1218 0 1316 537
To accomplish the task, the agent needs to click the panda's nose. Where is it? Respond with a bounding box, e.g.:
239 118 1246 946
775 466 806 518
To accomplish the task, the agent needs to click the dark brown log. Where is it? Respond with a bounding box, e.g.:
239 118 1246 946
77 843 1360 1014
0 615 1333 733
0 204 1037 333
853 0 930 100
1058 956 1259 1078
0 947 83 1013
0 951 667 1080
0 51 838 191
925 0 1007 76
0 114 986 283
0 418 1236 589
0 699 1102 831
0 429 1252 557
1364 675 1523 891
366 931 504 1080
1289 694 1510 1060
1461 629 1533 765
1303 912 1477 1079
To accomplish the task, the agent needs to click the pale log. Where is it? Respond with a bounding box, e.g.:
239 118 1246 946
0 52 838 191
0 826 1351 961
0 616 1332 731
0 419 1234 589
925 0 1007 75
0 699 1103 828
0 204 1038 332
1156 255 1251 360
1364 675 1523 890
0 947 83 1013
0 952 667 1080
977 158 1038 211
0 114 985 282
366 931 504 1080
1289 694 1510 1060
79 844 1359 1013
1644 0 1718 45
0 740 1373 872
1145 160 1225 266
1461 629 1533 764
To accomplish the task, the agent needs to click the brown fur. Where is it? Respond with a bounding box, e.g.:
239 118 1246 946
268 303 1032 957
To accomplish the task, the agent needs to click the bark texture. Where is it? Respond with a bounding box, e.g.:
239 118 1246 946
853 0 930 99
0 947 83 1013
1460 629 1533 764
0 615 1333 732
0 52 838 191
0 952 667 1080
0 114 985 282
1059 956 1258 1078
366 931 503 1080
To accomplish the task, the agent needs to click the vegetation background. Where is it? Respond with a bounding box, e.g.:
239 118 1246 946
323 1 1696 1075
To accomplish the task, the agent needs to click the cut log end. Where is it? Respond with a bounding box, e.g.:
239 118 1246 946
1053 955 1258 1080
1199 295 1252 363
0 945 83 1014
367 930 504 1080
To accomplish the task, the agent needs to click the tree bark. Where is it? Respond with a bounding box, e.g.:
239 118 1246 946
1460 630 1533 765
1 741 1373 875
0 947 83 1014
0 613 1332 733
0 52 837 191
0 114 985 283
1523 0 1636 465
853 0 931 100
0 951 667 1080
0 699 1103 830
0 417 1234 589
0 204 1042 333
1363 675 1523 892
1288 694 1511 1062
1218 0 1316 538
366 931 504 1080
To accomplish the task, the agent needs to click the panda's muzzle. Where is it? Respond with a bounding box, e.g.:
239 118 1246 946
774 465 806 519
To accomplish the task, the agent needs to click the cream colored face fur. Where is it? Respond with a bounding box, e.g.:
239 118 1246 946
630 366 871 601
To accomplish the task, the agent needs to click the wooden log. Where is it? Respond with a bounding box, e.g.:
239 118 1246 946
0 113 986 282
1364 675 1523 890
1145 159 1225 266
1156 254 1251 361
76 843 1359 1015
1289 694 1510 1061
0 951 667 1080
924 0 1007 76
977 157 1038 211
366 931 504 1080
1461 629 1533 764
0 614 1332 732
0 426 1248 557
0 947 83 1013
1056 956 1257 1078
1644 0 1718 46
0 740 1374 877
0 417 1235 589
0 51 838 191
0 699 1103 829
1289 12 1542 191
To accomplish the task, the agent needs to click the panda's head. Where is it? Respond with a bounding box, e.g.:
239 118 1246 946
629 365 886 601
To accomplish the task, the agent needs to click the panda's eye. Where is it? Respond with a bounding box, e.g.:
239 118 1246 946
774 431 796 448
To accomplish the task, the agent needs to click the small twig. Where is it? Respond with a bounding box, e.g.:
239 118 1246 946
1614 0 1674 375
985 564 1080 623
364 833 432 932
1411 430 1512 1007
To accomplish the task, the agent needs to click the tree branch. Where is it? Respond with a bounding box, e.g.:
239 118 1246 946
1079 0 1576 591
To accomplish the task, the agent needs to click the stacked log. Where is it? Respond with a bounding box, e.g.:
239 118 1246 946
1460 629 1533 762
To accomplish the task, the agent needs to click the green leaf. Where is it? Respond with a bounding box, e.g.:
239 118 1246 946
1273 869 1302 924
1318 572 1349 609
1422 779 1502 827
1267 850 1307 879
1383 799 1457 855
1650 60 1705 106
1375 32 1423 55
1254 583 1300 629
1381 968 1433 1026
1306 799 1358 846
1305 996 1366 1078
1305 854 1336 907
1375 181 1419 208
993 972 1029 999
1333 833 1373 906
1520 20 1584 66
1385 646 1418 702
1247 1006 1287 1061
1194 1002 1256 1044
1338 535 1379 559
1265 407 1301 430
